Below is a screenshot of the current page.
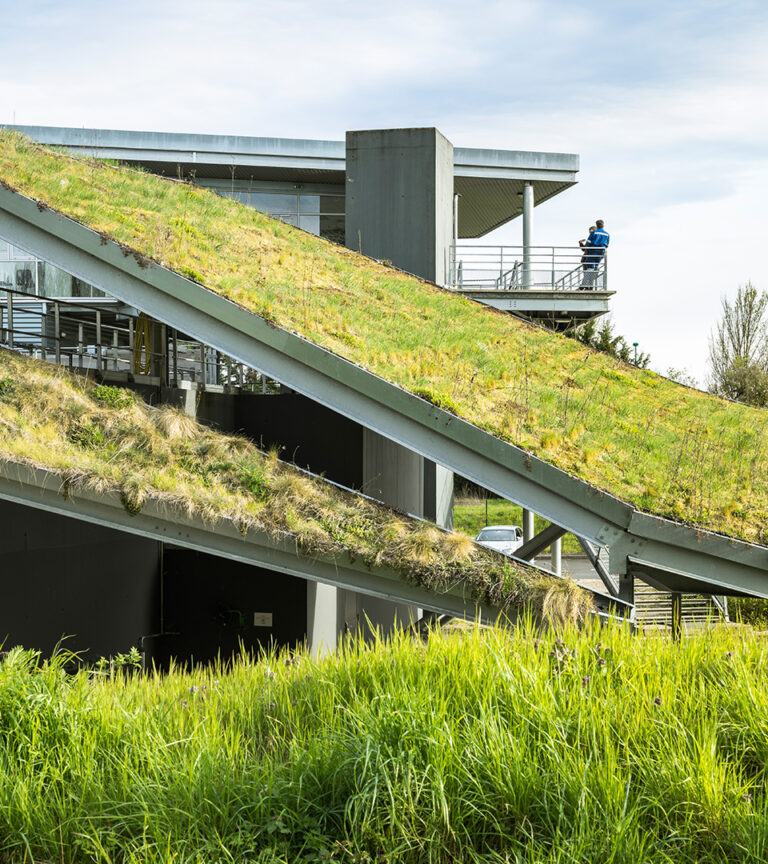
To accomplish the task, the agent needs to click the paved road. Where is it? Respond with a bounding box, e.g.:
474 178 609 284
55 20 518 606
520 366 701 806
532 555 608 593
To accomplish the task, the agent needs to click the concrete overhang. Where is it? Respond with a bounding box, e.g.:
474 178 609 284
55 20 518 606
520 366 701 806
5 125 578 239
0 183 764 603
453 289 614 315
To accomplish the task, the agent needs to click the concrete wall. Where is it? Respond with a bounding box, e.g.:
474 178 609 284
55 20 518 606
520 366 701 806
345 128 455 284
0 499 161 662
147 547 307 667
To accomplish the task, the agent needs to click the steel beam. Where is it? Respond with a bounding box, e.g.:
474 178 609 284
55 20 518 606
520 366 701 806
578 536 619 597
515 522 567 562
1 185 767 599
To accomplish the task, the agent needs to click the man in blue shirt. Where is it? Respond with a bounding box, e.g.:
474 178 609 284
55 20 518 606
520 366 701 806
580 220 609 289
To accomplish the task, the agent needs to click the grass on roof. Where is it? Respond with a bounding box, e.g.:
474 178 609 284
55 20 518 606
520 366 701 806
0 130 766 546
0 349 588 624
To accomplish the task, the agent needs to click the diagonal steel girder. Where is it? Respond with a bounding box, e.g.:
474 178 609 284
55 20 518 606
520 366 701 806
515 523 567 562
1 185 768 598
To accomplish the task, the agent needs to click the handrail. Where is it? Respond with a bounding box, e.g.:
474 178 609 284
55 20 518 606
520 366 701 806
450 244 609 292
0 285 276 391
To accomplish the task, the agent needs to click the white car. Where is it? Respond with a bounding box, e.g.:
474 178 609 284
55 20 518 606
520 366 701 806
475 525 524 557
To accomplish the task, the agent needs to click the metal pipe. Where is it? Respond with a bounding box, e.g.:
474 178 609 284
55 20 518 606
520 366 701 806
95 310 102 371
54 302 61 365
522 182 533 289
172 329 178 387
6 290 13 350
452 194 460 286
161 323 168 386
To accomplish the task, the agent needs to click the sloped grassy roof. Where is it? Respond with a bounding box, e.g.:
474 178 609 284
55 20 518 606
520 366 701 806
0 131 766 545
0 350 585 622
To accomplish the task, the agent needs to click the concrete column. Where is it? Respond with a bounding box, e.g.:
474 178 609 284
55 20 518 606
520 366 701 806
306 582 345 657
522 507 535 564
550 537 562 577
522 181 534 288
333 430 455 643
423 458 454 529
522 508 534 543
345 127 454 285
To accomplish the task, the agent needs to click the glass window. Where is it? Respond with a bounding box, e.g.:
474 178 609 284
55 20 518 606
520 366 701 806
299 214 320 234
319 195 345 215
9 245 34 261
37 261 104 298
319 215 345 245
0 262 36 293
477 528 518 542
246 192 299 215
297 194 320 215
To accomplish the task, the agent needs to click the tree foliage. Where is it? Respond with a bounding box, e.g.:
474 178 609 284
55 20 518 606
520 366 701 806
708 282 768 406
568 316 651 368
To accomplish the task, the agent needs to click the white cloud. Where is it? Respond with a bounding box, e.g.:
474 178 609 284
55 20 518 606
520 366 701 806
2 0 767 381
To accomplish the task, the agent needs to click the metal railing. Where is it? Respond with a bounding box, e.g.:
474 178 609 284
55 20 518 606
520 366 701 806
0 287 279 393
449 245 608 292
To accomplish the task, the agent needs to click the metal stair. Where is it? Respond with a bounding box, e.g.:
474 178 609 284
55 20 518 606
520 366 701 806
634 582 728 629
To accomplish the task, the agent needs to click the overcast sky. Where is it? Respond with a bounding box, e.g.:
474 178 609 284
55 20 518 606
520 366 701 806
2 0 766 383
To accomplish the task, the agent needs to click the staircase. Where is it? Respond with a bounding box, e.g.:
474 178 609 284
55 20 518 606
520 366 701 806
634 582 728 629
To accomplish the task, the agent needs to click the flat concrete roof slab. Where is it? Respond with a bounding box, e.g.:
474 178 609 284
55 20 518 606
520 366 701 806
5 124 578 238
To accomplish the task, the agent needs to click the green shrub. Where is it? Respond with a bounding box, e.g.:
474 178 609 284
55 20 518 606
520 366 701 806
93 383 135 409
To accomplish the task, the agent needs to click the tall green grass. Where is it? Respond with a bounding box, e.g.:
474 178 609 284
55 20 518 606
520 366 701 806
2 624 767 863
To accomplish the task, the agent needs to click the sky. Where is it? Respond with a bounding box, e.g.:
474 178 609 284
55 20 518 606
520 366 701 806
1 0 766 384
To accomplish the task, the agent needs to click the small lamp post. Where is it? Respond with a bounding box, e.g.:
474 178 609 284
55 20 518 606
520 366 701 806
633 342 639 365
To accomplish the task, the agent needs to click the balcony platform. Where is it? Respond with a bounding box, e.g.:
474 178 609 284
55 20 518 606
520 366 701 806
450 287 615 332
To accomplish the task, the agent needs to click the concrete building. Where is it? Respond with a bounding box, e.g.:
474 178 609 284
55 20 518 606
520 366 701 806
0 124 653 665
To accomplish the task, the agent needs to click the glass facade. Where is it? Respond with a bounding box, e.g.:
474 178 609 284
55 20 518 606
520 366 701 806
197 181 346 246
0 238 104 298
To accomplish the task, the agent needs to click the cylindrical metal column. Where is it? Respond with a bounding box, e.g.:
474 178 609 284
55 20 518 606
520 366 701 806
522 182 534 288
452 194 460 286
550 537 562 577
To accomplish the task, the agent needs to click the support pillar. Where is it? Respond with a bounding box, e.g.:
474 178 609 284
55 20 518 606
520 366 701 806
671 592 682 642
345 127 454 285
306 582 345 657
522 181 534 288
522 508 535 563
550 537 562 577
618 572 635 624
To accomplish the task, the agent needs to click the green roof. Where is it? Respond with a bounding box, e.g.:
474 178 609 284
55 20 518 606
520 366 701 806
0 130 765 547
0 349 586 621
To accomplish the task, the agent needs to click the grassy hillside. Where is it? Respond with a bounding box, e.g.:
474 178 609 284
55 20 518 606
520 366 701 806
0 350 585 621
2 624 767 863
0 131 766 545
